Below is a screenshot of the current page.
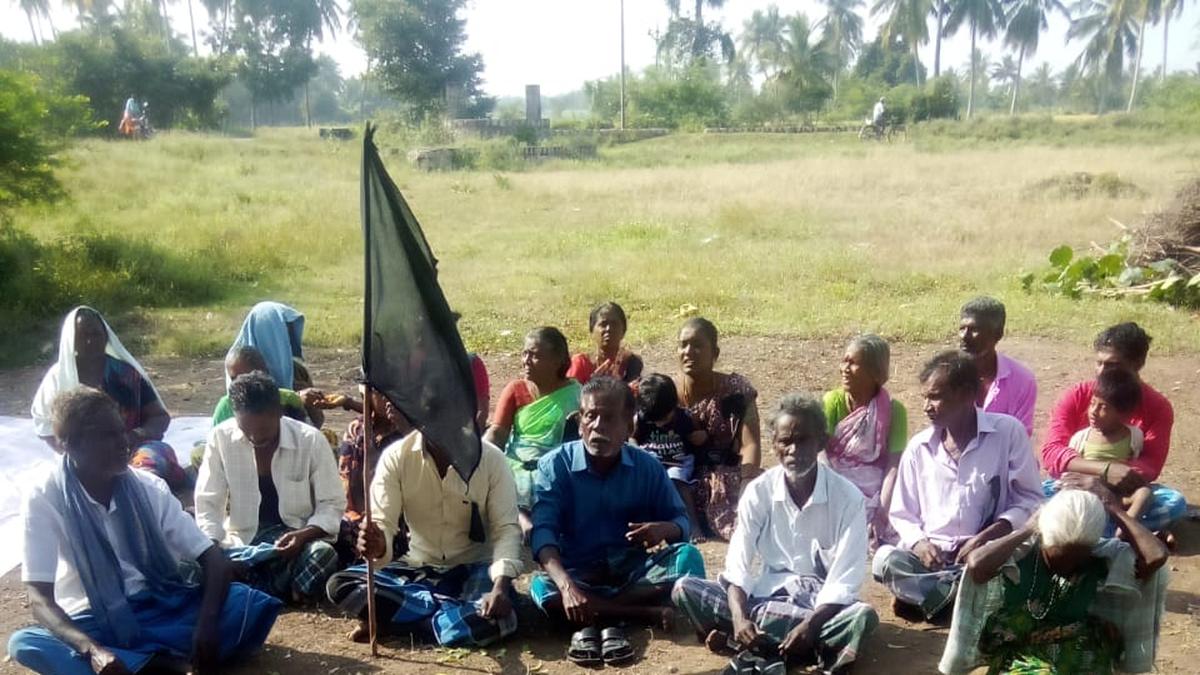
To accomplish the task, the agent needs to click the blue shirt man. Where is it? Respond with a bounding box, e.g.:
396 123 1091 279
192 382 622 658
529 377 704 664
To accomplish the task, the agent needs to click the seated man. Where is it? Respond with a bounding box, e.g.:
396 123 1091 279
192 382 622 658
325 425 522 648
1041 322 1187 534
8 388 280 675
195 371 345 603
958 296 1037 436
673 393 878 673
530 377 705 666
874 351 1043 622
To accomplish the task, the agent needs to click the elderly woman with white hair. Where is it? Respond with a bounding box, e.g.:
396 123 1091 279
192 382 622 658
939 477 1169 674
822 334 908 546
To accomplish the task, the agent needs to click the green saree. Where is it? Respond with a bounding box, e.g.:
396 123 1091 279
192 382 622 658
504 380 582 508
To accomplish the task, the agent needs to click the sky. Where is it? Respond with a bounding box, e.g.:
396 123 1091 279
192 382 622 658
3 1 1199 99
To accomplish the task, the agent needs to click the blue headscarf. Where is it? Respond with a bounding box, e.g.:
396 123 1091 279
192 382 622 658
54 456 185 647
226 302 305 390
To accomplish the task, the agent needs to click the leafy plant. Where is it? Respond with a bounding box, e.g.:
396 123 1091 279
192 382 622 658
1022 236 1200 308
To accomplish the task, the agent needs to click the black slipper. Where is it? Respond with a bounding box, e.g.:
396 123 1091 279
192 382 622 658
601 626 635 665
567 626 602 666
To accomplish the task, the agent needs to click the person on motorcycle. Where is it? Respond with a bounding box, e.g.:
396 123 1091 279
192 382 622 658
872 97 887 132
120 96 151 138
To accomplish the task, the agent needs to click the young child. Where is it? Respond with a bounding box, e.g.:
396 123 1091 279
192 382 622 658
634 373 708 542
1069 368 1152 522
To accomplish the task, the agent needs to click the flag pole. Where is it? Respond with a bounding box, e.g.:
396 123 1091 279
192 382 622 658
362 385 380 656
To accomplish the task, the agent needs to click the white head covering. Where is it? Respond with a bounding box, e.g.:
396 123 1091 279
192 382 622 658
30 306 161 437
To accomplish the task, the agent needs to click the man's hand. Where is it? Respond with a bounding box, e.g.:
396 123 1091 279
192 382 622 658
912 539 942 571
955 534 987 565
356 520 386 560
626 522 675 549
779 618 819 658
1060 472 1122 510
480 589 513 620
732 614 763 650
88 644 132 675
275 528 318 560
191 619 221 674
559 581 595 625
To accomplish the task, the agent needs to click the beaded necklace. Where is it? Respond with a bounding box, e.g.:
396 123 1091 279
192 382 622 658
1025 553 1079 620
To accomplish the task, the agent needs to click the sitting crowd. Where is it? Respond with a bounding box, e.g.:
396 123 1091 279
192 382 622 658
8 296 1185 674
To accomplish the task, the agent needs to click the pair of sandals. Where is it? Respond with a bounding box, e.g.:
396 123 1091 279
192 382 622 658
567 626 634 666
722 650 787 675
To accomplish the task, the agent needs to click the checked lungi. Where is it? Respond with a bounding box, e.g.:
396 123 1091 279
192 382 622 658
226 523 339 601
327 561 516 647
671 575 877 672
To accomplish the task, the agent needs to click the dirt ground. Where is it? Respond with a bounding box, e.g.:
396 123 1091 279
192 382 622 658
2 334 1200 674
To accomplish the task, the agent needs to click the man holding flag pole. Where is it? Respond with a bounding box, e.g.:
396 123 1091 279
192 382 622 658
325 125 523 650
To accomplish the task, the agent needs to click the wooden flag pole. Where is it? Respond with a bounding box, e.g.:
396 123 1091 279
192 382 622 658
362 385 379 656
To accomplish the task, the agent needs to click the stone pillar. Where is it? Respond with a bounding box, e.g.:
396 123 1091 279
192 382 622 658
525 85 542 125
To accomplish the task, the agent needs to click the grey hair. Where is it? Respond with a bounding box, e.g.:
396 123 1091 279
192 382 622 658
960 296 1007 336
768 392 829 442
847 333 891 385
52 387 121 449
1039 490 1106 549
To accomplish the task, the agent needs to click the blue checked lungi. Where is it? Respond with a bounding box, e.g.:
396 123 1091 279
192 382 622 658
226 524 339 601
1042 479 1187 532
529 542 705 611
7 584 280 675
326 561 516 647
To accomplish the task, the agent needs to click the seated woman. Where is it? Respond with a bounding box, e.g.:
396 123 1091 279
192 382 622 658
671 317 761 541
8 387 280 675
822 334 908 547
31 306 188 493
940 480 1169 674
227 301 325 427
484 327 581 534
566 302 643 385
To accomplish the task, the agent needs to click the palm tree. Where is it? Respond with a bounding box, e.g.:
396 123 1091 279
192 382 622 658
739 5 787 77
1025 61 1057 106
666 0 728 58
990 54 1021 102
1068 0 1138 113
17 0 52 44
774 13 836 111
1125 0 1161 111
303 0 343 127
815 0 864 104
1159 0 1188 81
1002 0 1067 115
872 0 931 85
944 0 1006 117
932 0 950 76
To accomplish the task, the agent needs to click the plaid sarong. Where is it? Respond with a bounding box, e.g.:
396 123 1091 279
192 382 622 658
227 524 339 601
671 575 878 672
529 543 705 610
1042 479 1187 532
939 537 1168 674
872 545 964 620
326 561 516 647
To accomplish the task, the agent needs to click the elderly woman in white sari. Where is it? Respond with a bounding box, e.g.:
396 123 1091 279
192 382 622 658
940 479 1168 674
821 334 908 546
31 307 188 492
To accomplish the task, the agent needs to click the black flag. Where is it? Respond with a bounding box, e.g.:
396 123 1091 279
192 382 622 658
361 124 481 482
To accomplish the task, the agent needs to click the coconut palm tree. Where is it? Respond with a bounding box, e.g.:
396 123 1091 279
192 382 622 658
944 0 1006 117
17 0 52 44
990 54 1021 101
815 0 864 104
739 5 787 77
871 0 931 85
1002 0 1067 114
773 13 836 112
1159 0 1188 81
932 0 950 76
1125 0 1161 111
303 0 343 127
1068 0 1138 113
666 0 729 58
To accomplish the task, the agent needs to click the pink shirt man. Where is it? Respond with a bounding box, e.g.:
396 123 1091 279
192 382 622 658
980 352 1037 436
889 410 1044 554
